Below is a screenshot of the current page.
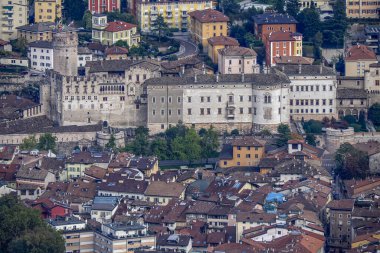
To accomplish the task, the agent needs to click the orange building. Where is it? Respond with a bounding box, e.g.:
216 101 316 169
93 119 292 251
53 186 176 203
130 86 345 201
265 31 303 66
253 13 298 43
218 136 264 168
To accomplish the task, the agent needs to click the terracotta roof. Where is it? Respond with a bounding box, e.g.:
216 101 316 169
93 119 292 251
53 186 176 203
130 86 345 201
84 165 107 180
218 46 257 57
188 9 229 23
98 179 148 194
66 151 111 164
327 199 354 211
230 136 263 147
353 141 380 156
207 36 239 46
105 46 129 55
0 164 19 182
0 146 16 161
144 181 186 197
212 243 255 253
105 21 136 32
268 31 302 41
0 39 10 46
345 44 377 61
16 166 49 181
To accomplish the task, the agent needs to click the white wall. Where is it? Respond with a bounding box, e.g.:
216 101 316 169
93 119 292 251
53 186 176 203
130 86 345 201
29 46 54 72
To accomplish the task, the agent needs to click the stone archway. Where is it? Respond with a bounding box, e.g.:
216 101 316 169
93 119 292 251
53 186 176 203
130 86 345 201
352 109 359 119
338 109 344 119
345 109 352 116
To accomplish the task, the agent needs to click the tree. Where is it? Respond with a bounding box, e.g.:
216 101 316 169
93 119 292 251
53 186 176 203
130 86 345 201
20 135 38 150
335 54 345 75
63 0 86 21
0 195 65 253
303 120 323 134
105 11 135 24
171 128 201 163
38 133 57 151
125 127 150 155
274 0 285 13
286 0 300 18
167 55 178 61
313 31 323 60
105 134 117 150
343 115 357 125
114 40 129 49
10 38 28 57
335 143 369 179
150 138 169 160
305 133 316 146
82 10 92 30
297 7 320 41
220 0 240 19
152 14 169 43
200 127 219 159
276 123 291 146
368 103 380 126
231 129 239 136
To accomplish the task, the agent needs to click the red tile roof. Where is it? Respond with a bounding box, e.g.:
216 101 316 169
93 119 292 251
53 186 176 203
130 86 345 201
105 21 136 32
268 31 302 42
189 9 229 23
345 44 377 61
208 36 239 46
105 46 129 55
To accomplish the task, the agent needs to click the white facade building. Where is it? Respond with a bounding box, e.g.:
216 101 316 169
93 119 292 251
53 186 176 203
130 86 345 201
28 41 54 72
279 64 337 121
218 46 260 74
77 47 93 68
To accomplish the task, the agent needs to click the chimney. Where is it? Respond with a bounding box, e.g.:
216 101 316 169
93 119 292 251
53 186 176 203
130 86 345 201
298 64 302 74
181 65 185 75
241 72 245 83
194 74 197 83
320 64 323 74
202 63 206 74
216 72 219 83
282 65 285 72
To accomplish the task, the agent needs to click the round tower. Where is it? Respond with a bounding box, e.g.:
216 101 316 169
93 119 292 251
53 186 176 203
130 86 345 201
53 30 78 76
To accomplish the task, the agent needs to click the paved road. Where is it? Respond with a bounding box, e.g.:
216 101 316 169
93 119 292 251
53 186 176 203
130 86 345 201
173 36 198 59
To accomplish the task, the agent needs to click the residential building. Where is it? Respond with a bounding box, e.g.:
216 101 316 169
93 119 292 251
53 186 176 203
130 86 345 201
16 166 55 200
89 196 119 223
253 13 298 43
218 136 264 168
364 63 380 104
92 15 140 46
30 198 71 219
144 181 186 205
265 31 303 66
0 39 12 52
108 152 159 177
0 95 44 123
157 234 192 253
353 142 380 173
0 0 29 41
28 40 54 72
34 0 62 23
0 56 28 67
346 0 380 18
336 88 368 119
77 47 93 68
88 0 120 13
188 9 229 52
146 72 290 134
65 151 111 179
218 47 259 74
105 45 129 60
136 0 213 33
278 64 337 121
207 36 239 63
327 199 354 250
345 44 377 77
17 22 75 43
364 25 380 53
236 212 276 241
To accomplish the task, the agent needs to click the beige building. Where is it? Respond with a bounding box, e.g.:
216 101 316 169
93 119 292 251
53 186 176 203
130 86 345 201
207 36 239 64
17 22 75 43
346 0 380 18
34 0 62 23
218 46 259 74
0 0 29 41
345 44 377 77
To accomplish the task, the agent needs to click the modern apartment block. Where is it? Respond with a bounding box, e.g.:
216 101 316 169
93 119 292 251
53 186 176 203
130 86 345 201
34 0 62 23
136 0 213 33
88 0 121 14
346 0 380 18
0 0 29 41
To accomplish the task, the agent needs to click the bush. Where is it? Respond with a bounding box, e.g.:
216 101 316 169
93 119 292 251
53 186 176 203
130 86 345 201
303 120 323 134
351 123 362 132
231 129 239 136
343 115 357 125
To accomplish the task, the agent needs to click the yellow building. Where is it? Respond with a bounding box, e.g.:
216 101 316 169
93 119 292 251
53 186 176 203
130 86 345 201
0 0 29 41
345 44 377 77
219 136 265 168
346 0 380 18
136 0 214 33
207 36 239 64
188 9 229 52
34 0 62 23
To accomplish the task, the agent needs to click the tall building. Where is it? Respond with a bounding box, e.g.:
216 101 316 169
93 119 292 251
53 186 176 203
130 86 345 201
345 44 377 77
0 0 29 41
346 0 380 18
136 0 213 33
265 31 303 66
188 9 229 52
34 0 62 23
88 0 121 14
52 30 78 76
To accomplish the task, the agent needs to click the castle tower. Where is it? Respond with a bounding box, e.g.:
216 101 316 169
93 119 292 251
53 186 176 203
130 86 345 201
53 30 78 76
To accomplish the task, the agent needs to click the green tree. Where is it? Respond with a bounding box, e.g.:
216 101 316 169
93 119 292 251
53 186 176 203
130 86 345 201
105 11 135 24
274 0 285 13
297 7 320 41
114 40 129 49
200 127 219 159
105 134 117 150
10 38 28 57
126 127 150 155
150 138 169 160
286 0 300 18
231 129 239 136
171 128 201 162
0 195 65 253
276 123 291 146
38 133 57 151
63 0 86 21
220 0 241 19
303 120 323 134
335 54 345 75
167 55 178 61
82 10 93 30
313 31 323 60
368 103 380 126
335 143 369 179
20 135 38 150
305 133 316 146
152 14 169 43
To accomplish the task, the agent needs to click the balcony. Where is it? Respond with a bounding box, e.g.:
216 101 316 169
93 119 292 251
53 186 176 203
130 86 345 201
226 101 235 108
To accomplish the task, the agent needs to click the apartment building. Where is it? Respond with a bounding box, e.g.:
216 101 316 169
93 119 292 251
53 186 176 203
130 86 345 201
28 41 54 72
17 22 76 43
34 0 62 23
207 36 239 63
136 0 213 33
218 47 259 74
346 0 380 18
0 0 29 41
265 31 303 66
345 44 377 77
88 0 120 13
188 9 229 52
